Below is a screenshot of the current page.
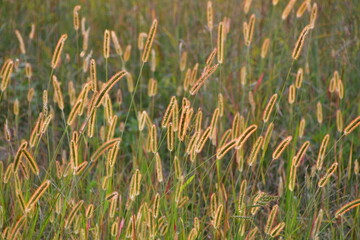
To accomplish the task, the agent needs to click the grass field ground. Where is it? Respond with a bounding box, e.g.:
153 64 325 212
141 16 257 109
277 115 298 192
0 0 359 239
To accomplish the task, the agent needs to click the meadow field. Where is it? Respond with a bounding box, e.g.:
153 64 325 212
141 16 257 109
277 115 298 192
0 0 359 239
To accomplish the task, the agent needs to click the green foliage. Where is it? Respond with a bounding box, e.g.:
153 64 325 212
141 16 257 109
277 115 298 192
0 0 359 239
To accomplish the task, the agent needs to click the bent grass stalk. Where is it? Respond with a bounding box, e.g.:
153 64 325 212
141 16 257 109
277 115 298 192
262 94 278 123
335 198 360 218
25 180 51 213
142 19 158 63
272 136 292 160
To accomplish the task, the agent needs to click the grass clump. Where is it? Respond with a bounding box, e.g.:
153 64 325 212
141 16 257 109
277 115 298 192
0 0 359 239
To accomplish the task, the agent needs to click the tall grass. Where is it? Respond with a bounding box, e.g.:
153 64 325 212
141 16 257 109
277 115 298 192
0 0 359 239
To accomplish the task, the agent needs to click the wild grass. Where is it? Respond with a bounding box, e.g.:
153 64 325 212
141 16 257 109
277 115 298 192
0 0 359 239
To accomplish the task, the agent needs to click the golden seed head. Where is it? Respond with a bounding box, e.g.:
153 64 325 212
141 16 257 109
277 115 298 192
148 78 158 97
263 93 278 123
103 29 110 59
235 124 258 150
138 32 147 50
180 51 188 71
142 19 158 62
212 204 223 229
292 24 311 60
240 66 247 86
336 109 343 132
316 134 330 170
124 44 132 62
42 90 48 116
288 160 297 191
318 162 338 188
247 136 263 166
189 64 219 95
1 59 14 92
310 3 318 28
206 48 217 67
296 1 308 18
245 14 256 46
73 5 81 30
295 68 304 88
217 22 225 63
81 17 86 34
265 204 279 234
344 115 360 135
261 38 270 58
335 198 360 218
13 99 19 116
15 30 26 54
299 117 306 137
282 0 297 20
272 136 292 160
155 153 163 182
151 49 156 72
288 84 296 104
51 34 68 69
207 1 213 31
270 222 285 237
29 23 36 39
111 31 123 56
244 0 253 14
316 101 323 124
25 180 51 213
293 141 310 167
